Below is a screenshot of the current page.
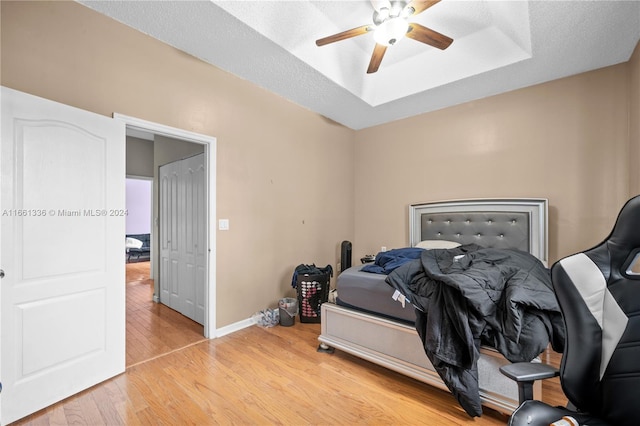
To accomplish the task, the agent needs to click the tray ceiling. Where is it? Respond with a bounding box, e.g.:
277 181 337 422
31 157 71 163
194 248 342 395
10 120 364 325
79 1 640 130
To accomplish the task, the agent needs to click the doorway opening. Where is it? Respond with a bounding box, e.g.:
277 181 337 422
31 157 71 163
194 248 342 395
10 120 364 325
124 176 205 366
117 113 217 368
125 178 152 264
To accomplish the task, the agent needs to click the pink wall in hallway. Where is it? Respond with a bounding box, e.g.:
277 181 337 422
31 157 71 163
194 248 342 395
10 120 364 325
126 178 152 235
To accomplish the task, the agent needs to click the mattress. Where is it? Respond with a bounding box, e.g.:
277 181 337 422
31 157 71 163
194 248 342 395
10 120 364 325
336 264 416 323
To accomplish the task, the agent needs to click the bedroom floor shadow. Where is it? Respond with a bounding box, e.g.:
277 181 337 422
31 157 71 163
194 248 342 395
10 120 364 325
126 261 206 367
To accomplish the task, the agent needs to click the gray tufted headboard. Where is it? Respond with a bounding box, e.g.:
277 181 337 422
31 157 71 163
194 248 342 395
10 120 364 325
409 199 548 266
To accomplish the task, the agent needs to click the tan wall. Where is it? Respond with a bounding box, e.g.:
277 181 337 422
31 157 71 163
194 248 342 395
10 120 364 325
353 64 631 264
1 1 356 327
126 137 154 178
630 42 640 196
3 1 638 327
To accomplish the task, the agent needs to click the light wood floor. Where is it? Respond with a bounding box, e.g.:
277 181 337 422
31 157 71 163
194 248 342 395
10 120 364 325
12 264 566 425
124 261 205 367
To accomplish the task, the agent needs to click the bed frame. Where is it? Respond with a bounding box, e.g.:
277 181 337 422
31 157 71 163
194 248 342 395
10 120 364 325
318 198 549 415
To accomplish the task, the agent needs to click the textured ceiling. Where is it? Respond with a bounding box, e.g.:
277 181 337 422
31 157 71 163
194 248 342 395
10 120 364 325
79 0 640 130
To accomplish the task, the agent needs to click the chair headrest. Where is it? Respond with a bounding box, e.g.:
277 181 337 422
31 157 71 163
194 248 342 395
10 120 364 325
608 195 640 250
584 195 640 281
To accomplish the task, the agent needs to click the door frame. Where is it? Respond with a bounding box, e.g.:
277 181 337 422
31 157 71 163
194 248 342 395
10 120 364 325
114 114 217 338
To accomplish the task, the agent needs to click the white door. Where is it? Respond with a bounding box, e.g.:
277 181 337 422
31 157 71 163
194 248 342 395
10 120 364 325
0 87 125 424
159 154 205 325
159 160 181 312
181 154 206 325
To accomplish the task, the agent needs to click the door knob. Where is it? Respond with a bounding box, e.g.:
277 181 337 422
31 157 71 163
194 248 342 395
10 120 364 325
0 269 4 278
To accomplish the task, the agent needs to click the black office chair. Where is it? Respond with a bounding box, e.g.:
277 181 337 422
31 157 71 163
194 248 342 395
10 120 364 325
500 195 640 426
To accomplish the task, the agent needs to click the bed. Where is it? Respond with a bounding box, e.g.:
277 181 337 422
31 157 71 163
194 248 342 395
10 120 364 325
318 198 552 416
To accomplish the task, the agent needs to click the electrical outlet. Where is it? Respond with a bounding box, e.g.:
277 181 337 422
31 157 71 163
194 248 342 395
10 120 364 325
381 246 387 252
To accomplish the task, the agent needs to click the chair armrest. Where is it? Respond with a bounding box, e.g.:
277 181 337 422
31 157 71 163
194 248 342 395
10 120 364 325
500 362 559 382
500 362 559 403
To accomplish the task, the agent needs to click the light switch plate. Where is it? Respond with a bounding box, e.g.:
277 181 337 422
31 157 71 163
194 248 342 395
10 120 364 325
218 219 229 231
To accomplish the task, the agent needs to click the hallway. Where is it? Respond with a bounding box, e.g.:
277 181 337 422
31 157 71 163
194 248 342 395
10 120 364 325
126 261 205 367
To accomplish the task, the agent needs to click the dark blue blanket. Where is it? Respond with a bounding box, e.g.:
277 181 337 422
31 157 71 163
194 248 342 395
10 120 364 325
361 247 424 274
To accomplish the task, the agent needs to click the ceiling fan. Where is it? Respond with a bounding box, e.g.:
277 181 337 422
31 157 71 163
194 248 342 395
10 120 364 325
315 0 453 74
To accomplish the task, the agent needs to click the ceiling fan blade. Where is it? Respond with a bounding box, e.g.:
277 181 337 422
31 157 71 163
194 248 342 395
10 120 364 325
316 25 373 47
406 23 453 50
407 0 441 16
367 44 387 74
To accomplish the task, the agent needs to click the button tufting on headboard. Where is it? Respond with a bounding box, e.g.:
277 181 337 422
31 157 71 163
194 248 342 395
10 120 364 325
409 199 548 265
420 211 530 251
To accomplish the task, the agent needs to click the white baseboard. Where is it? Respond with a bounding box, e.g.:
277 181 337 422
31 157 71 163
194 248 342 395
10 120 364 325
215 317 254 338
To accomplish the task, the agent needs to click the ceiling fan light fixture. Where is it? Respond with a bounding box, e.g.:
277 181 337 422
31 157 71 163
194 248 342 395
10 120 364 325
374 17 409 46
316 0 451 73
373 7 390 25
400 5 414 19
390 1 405 17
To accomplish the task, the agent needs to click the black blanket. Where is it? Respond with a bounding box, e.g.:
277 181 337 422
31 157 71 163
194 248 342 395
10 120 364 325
386 244 565 417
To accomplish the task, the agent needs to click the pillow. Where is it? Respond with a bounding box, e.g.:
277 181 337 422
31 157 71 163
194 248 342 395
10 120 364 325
125 237 143 249
415 240 461 250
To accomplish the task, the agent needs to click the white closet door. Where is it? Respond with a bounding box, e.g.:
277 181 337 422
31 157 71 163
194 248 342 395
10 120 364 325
181 154 206 324
159 153 205 325
0 87 125 424
159 160 181 312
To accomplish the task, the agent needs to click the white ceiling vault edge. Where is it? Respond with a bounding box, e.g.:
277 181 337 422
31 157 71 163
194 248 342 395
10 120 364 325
79 0 640 130
217 1 533 107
